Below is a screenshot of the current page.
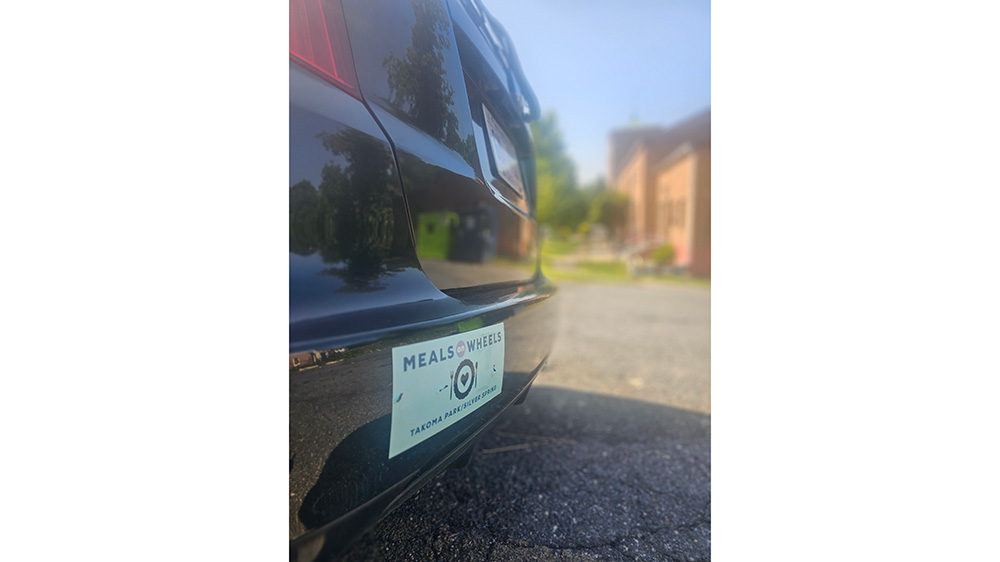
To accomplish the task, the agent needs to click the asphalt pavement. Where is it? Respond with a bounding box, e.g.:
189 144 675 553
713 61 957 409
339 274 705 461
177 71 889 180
341 282 711 561
537 282 710 415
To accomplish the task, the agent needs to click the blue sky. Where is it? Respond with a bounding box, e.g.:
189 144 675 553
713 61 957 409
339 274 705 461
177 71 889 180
485 0 711 185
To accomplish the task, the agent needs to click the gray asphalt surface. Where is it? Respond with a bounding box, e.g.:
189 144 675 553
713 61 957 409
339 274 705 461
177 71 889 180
539 282 710 415
341 282 711 561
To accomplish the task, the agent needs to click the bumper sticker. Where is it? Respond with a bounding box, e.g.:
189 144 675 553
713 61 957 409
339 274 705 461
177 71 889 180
389 323 505 458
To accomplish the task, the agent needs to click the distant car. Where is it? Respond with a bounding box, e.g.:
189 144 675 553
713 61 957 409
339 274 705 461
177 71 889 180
289 0 556 559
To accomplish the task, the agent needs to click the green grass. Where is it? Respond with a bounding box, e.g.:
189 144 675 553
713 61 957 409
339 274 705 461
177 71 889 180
542 257 710 287
540 238 580 256
576 260 629 276
644 274 711 288
542 258 630 283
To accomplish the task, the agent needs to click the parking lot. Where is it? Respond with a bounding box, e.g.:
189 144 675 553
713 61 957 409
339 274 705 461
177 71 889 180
342 282 711 561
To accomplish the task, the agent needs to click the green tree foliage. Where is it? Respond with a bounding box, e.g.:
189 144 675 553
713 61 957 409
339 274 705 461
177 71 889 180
531 112 588 233
587 182 629 243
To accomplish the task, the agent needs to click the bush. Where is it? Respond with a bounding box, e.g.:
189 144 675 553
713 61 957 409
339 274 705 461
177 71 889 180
651 243 676 266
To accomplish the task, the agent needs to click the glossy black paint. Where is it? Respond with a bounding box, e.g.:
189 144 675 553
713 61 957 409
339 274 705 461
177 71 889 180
289 61 419 322
289 1 553 559
342 0 536 290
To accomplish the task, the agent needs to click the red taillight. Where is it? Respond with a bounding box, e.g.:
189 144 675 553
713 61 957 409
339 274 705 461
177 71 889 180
289 0 360 99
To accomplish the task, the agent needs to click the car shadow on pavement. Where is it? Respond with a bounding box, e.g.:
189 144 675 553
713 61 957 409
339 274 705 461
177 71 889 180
340 387 711 562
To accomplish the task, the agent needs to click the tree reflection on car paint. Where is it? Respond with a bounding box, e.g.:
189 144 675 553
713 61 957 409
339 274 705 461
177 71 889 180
382 0 476 161
289 128 404 293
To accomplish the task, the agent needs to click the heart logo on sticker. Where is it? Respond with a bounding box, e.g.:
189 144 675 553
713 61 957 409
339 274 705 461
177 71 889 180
453 359 476 400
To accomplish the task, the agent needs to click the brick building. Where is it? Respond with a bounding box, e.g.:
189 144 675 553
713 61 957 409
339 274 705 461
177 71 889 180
608 109 710 277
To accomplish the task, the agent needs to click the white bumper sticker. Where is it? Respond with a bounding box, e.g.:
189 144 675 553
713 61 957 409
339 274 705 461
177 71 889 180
389 323 505 458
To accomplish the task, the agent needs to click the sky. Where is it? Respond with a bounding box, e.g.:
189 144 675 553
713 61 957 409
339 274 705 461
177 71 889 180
484 0 711 186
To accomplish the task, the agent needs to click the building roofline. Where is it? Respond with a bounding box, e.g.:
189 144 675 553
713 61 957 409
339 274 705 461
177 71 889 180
652 140 710 171
608 108 711 183
617 141 647 178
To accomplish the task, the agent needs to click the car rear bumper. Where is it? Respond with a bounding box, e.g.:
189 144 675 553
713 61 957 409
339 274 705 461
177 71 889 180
289 277 557 560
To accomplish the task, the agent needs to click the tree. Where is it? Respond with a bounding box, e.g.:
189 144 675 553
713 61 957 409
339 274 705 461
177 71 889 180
531 112 587 234
589 188 629 244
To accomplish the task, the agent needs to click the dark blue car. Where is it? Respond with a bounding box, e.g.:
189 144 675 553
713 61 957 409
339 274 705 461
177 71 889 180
289 0 556 558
